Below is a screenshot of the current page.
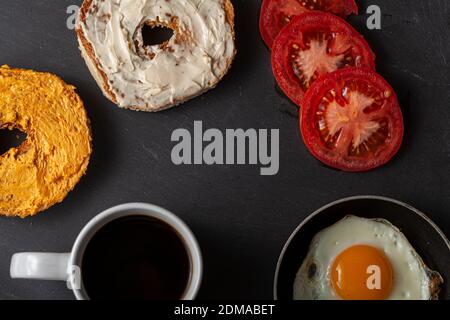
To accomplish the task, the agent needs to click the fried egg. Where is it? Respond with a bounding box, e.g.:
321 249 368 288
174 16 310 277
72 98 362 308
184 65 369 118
294 216 443 300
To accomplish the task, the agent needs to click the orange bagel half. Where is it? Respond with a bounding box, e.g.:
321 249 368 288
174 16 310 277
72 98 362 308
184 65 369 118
0 66 92 218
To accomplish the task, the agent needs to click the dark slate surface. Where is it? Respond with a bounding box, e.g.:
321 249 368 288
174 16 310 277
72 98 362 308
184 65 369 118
0 0 449 300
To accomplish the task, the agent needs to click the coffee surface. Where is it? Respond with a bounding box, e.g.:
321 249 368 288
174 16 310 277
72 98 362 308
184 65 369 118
82 216 191 300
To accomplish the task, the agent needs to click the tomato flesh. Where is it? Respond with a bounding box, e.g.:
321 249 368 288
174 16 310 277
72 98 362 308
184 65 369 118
260 0 358 48
272 12 375 107
300 68 404 172
290 32 357 91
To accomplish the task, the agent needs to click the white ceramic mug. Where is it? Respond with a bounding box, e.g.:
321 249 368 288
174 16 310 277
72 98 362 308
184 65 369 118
10 203 203 300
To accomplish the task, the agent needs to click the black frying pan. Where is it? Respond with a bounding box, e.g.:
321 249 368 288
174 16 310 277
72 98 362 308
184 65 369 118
274 196 450 300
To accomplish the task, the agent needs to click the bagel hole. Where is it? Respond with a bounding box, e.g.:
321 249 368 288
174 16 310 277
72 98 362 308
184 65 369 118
142 24 174 47
0 128 27 155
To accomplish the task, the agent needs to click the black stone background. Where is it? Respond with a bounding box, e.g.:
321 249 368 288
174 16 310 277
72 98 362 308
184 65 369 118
0 0 449 300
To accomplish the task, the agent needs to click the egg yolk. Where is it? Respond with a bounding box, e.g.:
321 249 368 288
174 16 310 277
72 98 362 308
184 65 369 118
331 245 393 300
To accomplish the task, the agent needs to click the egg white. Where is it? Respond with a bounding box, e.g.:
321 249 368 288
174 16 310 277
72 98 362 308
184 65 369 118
293 216 441 300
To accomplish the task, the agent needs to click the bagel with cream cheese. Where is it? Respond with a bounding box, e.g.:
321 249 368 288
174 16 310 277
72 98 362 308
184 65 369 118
0 66 92 218
76 0 236 112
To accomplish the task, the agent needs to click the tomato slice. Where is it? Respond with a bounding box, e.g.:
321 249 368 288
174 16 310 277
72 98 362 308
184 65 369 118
300 67 404 172
272 12 375 107
260 0 358 48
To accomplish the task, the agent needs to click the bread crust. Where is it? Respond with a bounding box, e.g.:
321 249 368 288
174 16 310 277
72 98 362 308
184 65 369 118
76 0 236 112
76 0 118 104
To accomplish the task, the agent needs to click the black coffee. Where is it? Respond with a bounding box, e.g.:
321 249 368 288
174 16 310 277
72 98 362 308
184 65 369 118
82 216 191 300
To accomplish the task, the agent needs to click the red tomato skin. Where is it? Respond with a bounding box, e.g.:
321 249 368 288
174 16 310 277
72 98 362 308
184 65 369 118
271 12 376 108
300 67 404 172
260 0 359 48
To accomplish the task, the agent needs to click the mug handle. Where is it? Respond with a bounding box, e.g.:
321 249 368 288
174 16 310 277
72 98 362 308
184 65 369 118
10 253 71 281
